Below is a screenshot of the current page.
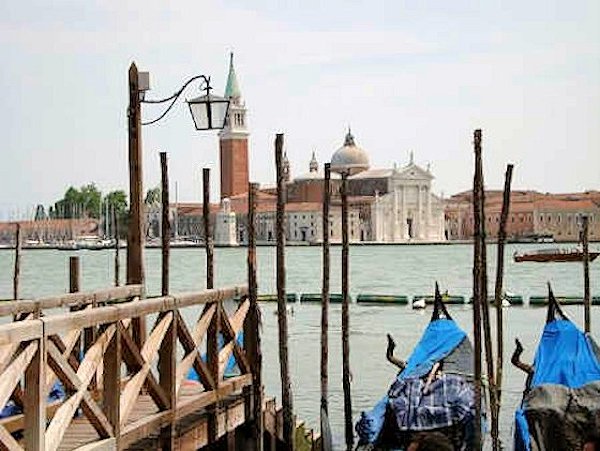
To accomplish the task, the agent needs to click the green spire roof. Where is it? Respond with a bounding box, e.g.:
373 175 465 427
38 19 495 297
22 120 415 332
224 52 241 99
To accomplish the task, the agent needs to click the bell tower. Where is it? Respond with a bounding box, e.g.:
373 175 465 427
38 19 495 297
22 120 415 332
219 53 249 199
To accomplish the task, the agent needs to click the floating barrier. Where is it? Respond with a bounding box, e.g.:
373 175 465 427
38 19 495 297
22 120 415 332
412 294 465 305
529 295 600 306
467 295 524 305
300 293 347 304
257 293 298 303
356 294 408 305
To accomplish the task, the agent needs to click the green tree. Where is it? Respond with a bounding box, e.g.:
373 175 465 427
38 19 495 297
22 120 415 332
53 184 103 219
144 186 161 207
104 190 128 215
34 204 47 221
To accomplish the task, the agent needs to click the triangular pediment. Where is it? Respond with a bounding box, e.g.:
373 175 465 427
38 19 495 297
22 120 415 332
395 163 433 181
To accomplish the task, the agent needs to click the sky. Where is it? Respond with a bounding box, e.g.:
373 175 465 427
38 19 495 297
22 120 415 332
0 0 598 218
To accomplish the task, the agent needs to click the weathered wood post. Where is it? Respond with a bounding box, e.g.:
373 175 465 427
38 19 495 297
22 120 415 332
474 131 498 450
207 299 221 445
472 129 484 450
103 321 121 448
12 224 21 300
160 152 170 297
494 163 513 427
245 182 263 449
203 168 214 290
341 170 353 451
582 215 591 333
113 208 120 287
127 62 145 347
321 163 331 426
275 133 294 450
24 332 45 450
69 256 84 367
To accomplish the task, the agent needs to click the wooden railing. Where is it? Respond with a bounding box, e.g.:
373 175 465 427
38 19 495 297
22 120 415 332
0 284 254 450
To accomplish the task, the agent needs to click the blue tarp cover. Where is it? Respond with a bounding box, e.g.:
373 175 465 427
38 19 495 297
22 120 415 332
356 319 467 445
514 319 600 451
187 331 242 382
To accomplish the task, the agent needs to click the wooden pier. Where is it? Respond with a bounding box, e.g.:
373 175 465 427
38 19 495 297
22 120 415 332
0 285 319 450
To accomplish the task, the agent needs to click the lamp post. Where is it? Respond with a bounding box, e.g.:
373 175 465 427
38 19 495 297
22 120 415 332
126 62 230 345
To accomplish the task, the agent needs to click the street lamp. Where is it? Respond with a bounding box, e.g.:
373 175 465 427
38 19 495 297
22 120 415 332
126 62 230 328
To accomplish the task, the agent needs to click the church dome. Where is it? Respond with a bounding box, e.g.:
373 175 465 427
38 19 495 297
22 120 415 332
331 129 369 175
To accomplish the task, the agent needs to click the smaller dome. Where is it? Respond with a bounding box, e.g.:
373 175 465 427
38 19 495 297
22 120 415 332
330 129 369 175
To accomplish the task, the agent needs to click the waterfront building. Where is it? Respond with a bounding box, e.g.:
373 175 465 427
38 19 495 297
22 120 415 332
169 55 447 244
0 218 99 245
444 190 600 241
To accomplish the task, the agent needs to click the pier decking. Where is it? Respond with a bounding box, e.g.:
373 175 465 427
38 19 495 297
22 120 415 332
0 285 318 450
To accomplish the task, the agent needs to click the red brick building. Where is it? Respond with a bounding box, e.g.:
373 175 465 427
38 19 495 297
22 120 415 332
218 53 249 200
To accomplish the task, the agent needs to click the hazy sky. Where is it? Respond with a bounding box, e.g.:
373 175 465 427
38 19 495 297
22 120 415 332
1 1 598 217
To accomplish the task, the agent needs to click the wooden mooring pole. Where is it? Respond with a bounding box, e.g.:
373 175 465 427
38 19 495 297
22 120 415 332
159 154 176 449
321 163 331 422
341 170 353 451
472 129 484 450
127 62 145 347
161 152 170 297
275 133 294 450
582 215 591 333
203 168 214 290
246 182 263 450
474 131 499 451
114 208 120 287
494 164 513 428
13 224 21 300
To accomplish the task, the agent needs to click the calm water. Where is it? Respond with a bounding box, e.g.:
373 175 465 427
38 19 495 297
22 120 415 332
1 243 599 448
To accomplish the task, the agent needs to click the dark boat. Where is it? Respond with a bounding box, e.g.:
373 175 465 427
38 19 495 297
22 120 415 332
356 284 477 450
513 285 600 450
513 247 600 263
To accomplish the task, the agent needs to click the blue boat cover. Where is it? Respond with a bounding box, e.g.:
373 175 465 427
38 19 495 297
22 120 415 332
187 331 243 382
356 319 467 445
514 319 600 450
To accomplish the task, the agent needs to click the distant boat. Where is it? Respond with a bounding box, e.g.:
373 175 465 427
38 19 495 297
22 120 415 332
514 248 600 263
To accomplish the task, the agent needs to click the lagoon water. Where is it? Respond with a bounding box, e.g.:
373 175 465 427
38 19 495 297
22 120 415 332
1 242 599 447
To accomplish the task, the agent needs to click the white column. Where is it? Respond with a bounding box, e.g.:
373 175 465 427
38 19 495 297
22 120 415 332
392 189 398 242
401 186 406 240
427 187 432 240
417 184 422 239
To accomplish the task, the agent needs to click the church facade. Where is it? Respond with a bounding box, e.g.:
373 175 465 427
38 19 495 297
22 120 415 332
172 54 446 245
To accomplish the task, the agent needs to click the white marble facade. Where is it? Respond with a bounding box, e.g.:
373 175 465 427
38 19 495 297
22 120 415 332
371 161 445 242
214 199 238 246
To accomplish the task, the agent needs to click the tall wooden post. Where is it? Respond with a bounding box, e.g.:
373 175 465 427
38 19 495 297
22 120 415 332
321 163 331 423
245 182 263 449
113 208 120 287
341 170 353 451
471 129 483 450
160 152 170 297
69 256 80 294
203 168 214 290
275 133 294 450
159 310 177 449
494 164 513 419
582 215 591 333
13 224 21 300
474 131 498 450
24 335 45 450
127 62 145 346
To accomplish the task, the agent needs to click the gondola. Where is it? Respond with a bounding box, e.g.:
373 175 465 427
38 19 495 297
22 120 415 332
513 284 600 450
356 283 477 450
